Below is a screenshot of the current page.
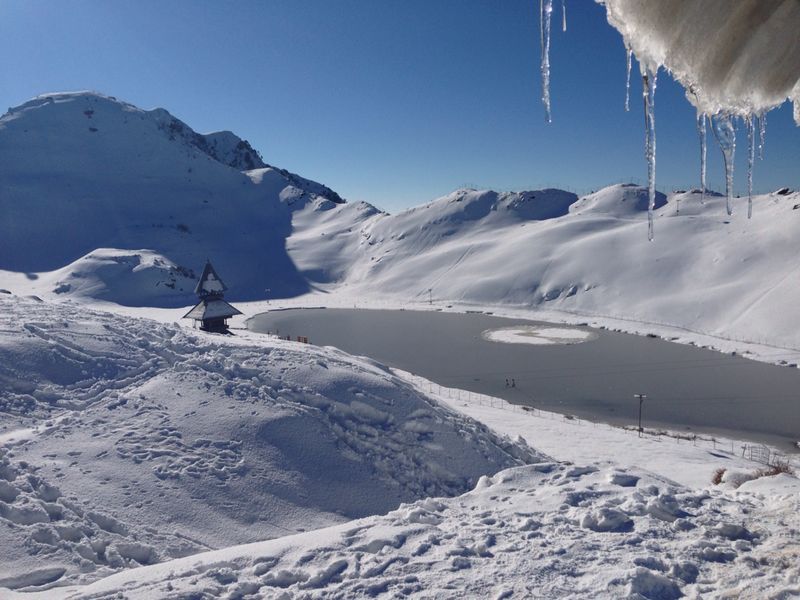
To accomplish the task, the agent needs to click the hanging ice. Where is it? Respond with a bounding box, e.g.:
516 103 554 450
562 0 567 32
533 1 799 239
697 113 707 203
711 114 736 217
540 0 554 122
757 113 766 160
624 47 632 112
746 115 755 218
641 67 657 241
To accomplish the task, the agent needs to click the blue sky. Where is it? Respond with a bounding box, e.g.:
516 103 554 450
1 0 798 212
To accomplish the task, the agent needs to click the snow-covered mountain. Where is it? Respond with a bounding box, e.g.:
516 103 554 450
0 92 344 306
1 92 799 598
2 92 799 349
285 183 800 348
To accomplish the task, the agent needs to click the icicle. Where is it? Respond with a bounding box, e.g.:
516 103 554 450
641 67 658 240
624 48 632 112
540 0 554 123
561 0 567 32
757 113 766 160
711 113 736 217
697 113 707 203
746 115 754 219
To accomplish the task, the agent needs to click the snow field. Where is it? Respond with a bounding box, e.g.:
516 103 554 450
24 460 799 598
0 295 538 590
400 371 800 493
0 89 798 598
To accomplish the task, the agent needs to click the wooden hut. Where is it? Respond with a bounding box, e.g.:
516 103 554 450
183 261 242 333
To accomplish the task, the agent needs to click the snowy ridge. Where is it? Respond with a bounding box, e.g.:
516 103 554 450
285 184 800 350
0 296 538 590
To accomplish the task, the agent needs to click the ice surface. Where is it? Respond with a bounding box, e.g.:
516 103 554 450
482 325 596 345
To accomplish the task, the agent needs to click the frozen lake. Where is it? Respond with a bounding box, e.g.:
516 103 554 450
248 309 800 451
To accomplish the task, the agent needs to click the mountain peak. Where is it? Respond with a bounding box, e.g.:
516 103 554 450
2 91 267 173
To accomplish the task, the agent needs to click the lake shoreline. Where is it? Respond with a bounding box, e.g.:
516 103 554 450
248 308 800 455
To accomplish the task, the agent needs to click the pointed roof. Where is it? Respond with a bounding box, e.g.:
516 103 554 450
183 298 243 320
194 261 227 297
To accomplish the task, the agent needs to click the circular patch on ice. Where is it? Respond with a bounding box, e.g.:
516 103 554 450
482 325 597 346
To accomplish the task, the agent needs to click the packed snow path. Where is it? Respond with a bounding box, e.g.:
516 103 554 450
0 295 537 590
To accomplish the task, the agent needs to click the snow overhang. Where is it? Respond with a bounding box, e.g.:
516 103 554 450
597 0 800 123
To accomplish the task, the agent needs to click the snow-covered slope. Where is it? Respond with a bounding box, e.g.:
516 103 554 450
0 92 344 305
284 184 800 349
0 295 538 590
20 461 800 599
3 293 797 598
2 92 798 351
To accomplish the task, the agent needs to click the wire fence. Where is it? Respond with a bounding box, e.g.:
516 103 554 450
403 373 798 473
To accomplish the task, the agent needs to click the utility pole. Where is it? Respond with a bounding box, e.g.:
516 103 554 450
634 394 647 437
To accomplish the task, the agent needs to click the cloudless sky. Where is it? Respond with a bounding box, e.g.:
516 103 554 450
1 0 798 212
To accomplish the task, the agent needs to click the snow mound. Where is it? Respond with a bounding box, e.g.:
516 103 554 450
39 249 196 306
0 295 539 587
34 462 799 599
569 184 667 217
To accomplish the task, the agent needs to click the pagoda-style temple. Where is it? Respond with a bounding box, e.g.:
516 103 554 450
183 261 242 333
